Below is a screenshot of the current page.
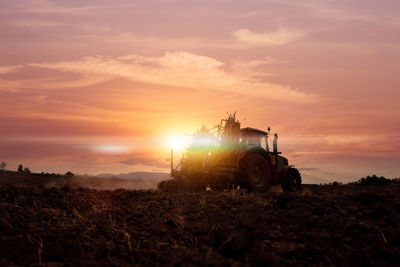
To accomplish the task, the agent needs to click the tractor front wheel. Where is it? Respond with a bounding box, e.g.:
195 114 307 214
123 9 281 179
240 154 272 191
281 168 302 192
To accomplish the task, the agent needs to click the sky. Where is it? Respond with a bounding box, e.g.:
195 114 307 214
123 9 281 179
0 0 399 183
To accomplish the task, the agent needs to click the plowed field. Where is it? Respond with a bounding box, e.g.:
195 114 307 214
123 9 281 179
1 183 399 266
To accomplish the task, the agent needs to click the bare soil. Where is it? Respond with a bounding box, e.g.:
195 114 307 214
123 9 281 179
0 173 399 266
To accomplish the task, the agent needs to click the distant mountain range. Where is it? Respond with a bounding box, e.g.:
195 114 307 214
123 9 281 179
96 172 169 180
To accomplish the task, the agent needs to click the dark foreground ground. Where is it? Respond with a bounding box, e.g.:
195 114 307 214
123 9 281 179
0 182 400 266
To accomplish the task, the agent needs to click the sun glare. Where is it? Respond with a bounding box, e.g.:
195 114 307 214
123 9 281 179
164 135 191 151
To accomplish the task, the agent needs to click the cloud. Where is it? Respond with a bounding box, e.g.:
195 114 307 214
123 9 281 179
7 18 62 28
299 167 319 172
0 71 111 93
230 57 289 78
282 133 400 162
0 115 131 137
0 79 23 92
233 28 305 46
283 0 400 27
0 2 108 15
0 65 22 74
232 57 289 69
31 51 318 103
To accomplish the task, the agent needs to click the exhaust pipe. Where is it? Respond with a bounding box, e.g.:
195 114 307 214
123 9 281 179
273 133 278 153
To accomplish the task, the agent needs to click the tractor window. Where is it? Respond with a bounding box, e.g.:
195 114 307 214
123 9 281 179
241 135 263 147
260 137 267 150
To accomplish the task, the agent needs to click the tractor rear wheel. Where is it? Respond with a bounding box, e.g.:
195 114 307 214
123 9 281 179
281 168 302 192
240 153 272 191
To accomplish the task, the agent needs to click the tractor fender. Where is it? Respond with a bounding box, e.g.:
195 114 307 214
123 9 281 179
238 147 270 167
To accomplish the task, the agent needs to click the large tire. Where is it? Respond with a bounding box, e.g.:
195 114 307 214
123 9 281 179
281 168 302 192
239 153 272 191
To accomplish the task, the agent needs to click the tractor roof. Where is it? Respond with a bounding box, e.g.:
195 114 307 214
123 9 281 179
240 127 268 136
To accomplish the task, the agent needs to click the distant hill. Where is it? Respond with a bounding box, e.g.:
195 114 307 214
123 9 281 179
0 170 170 190
96 172 169 180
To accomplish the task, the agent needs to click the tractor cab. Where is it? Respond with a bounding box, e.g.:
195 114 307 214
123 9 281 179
240 127 269 151
240 127 281 154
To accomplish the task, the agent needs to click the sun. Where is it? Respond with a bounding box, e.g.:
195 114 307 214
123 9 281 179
165 135 191 151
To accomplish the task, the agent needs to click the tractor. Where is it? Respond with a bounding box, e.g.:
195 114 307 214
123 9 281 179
158 113 301 192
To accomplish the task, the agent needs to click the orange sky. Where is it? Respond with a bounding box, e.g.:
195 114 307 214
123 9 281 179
1 0 399 183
